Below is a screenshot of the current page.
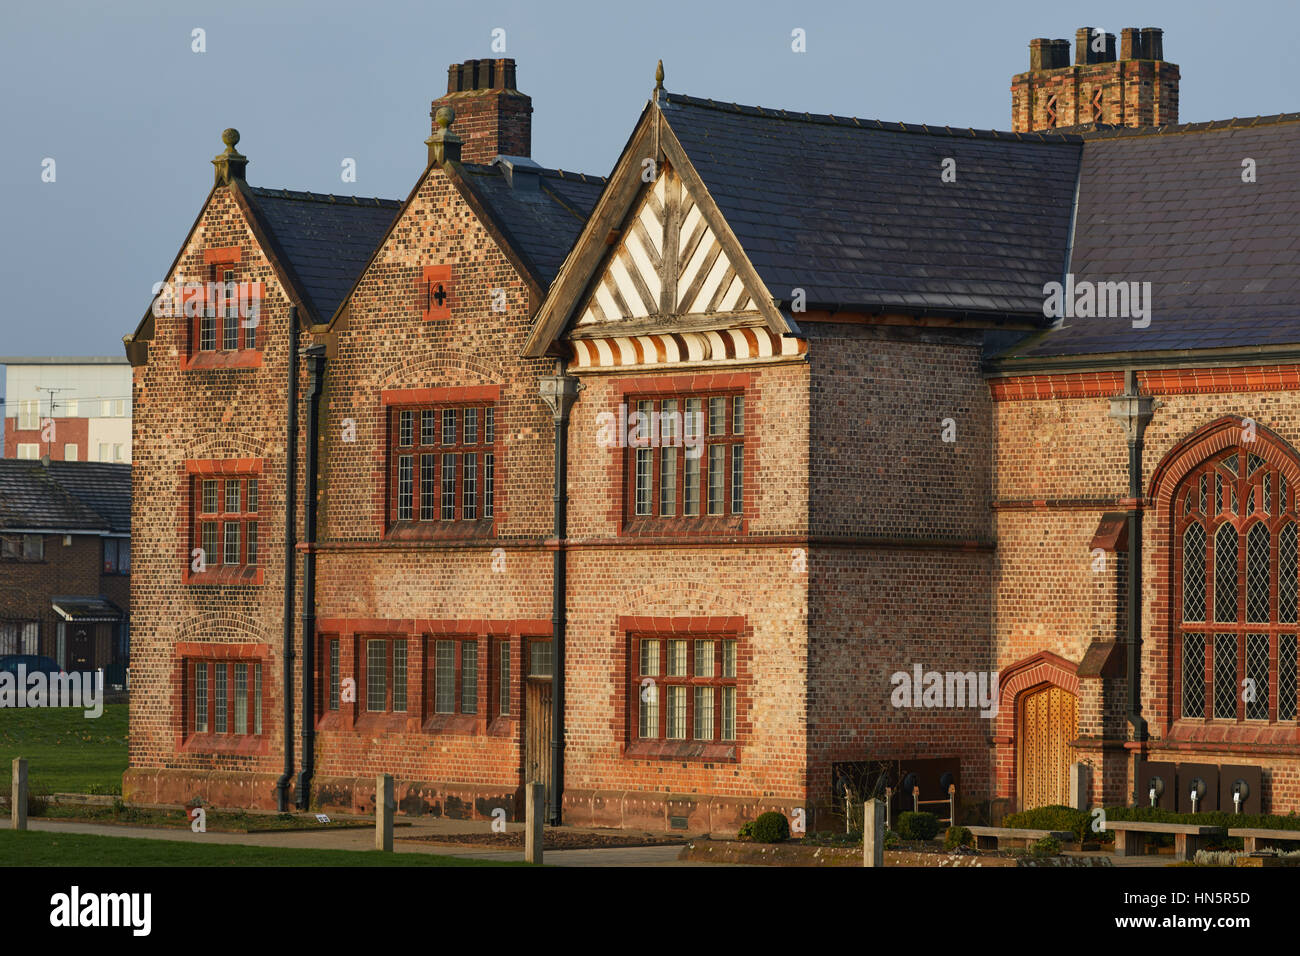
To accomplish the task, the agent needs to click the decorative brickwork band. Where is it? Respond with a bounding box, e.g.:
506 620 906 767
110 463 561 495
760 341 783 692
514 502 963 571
569 328 805 370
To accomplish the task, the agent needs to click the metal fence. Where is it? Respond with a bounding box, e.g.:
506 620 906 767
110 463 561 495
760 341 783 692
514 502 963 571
0 615 129 689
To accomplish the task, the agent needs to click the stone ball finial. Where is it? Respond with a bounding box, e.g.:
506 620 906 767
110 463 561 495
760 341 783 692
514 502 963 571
435 106 455 130
222 128 240 148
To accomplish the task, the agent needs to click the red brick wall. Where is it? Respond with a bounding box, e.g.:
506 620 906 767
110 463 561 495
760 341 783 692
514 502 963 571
4 416 89 460
992 376 1300 812
307 160 552 811
0 534 109 618
124 184 304 807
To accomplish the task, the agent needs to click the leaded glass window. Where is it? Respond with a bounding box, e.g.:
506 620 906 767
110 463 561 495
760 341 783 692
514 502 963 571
1175 446 1300 723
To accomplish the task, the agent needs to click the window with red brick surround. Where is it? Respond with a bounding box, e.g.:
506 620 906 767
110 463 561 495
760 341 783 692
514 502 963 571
179 645 267 754
180 247 264 370
183 459 263 585
628 632 740 760
359 636 408 715
1175 448 1299 724
381 387 498 540
620 392 746 534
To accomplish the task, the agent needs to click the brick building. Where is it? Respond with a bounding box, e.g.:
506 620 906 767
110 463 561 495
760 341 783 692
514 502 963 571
0 459 131 684
2 356 132 463
123 34 1300 828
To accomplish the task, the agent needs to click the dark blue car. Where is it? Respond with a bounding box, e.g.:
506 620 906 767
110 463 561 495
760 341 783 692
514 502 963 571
0 655 65 678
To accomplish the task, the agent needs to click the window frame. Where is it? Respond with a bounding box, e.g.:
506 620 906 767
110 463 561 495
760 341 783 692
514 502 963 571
179 247 264 370
182 460 263 585
620 389 748 535
181 653 266 752
1174 448 1299 725
383 400 497 540
626 629 742 760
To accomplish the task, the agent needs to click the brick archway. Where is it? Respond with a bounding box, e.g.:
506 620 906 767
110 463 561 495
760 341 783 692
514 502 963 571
993 651 1079 803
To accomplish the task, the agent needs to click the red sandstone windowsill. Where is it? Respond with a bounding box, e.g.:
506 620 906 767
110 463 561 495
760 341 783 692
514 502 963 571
423 713 483 735
181 350 263 371
184 566 263 586
385 520 495 542
1165 719 1299 747
624 740 739 762
621 516 745 537
180 733 268 756
354 713 422 733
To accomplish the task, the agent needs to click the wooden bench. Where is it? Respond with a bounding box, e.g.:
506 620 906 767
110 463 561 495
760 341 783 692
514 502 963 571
1105 821 1226 861
1228 828 1300 853
967 825 1073 850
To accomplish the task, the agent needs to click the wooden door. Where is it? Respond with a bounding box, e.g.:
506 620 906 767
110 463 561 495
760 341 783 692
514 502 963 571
1018 685 1077 810
525 679 553 818
70 625 92 671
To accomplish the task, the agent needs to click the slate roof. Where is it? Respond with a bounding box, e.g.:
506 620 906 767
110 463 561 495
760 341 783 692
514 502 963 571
459 164 606 286
246 187 402 322
996 114 1300 360
659 92 1083 318
0 461 130 533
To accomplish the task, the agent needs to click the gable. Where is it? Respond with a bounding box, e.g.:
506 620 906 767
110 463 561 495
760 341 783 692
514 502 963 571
575 164 760 330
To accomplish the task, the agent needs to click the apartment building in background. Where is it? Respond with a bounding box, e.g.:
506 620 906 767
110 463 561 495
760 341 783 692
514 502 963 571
1 356 133 463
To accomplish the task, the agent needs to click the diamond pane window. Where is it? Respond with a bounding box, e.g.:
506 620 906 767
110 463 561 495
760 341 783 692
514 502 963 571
1283 523 1299 624
1246 633 1269 720
1214 633 1238 719
1247 523 1271 623
1280 634 1298 721
1183 524 1206 622
1249 453 1267 475
1215 524 1239 622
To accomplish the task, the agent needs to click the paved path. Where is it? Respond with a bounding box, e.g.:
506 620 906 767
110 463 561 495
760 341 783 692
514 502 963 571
0 816 714 866
3 815 1178 867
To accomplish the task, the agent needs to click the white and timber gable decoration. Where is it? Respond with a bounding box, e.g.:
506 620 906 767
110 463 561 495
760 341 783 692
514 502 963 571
576 164 759 328
523 96 799 370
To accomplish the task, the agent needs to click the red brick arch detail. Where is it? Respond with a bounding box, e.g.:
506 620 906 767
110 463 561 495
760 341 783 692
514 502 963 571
993 651 1079 801
1148 415 1300 511
1146 415 1300 735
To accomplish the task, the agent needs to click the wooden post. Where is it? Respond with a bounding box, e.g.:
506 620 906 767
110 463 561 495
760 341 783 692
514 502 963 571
1069 762 1089 810
912 785 919 814
863 797 885 867
375 774 394 851
11 758 27 831
883 787 892 831
525 782 545 864
948 784 956 826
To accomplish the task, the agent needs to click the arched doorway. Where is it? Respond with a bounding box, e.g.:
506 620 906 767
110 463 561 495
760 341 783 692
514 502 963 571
1017 684 1077 809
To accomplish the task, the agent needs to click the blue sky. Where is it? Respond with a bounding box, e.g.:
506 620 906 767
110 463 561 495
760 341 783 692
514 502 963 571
1 0 1295 357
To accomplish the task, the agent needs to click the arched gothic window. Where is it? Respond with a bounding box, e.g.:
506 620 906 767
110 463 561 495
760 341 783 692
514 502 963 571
1176 449 1299 722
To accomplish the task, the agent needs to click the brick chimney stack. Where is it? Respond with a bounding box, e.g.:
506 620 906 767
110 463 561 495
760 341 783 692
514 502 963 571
1011 27 1178 132
430 58 532 164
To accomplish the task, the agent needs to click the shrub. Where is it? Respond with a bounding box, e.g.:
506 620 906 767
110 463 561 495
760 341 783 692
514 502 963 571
736 821 756 841
1031 836 1061 857
1000 804 1112 843
751 811 791 843
896 811 939 841
944 825 974 850
26 786 51 818
884 829 901 849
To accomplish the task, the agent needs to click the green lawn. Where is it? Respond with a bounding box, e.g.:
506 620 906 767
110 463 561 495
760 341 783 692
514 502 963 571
0 703 128 794
0 829 525 866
